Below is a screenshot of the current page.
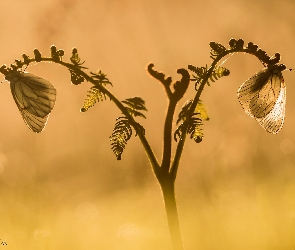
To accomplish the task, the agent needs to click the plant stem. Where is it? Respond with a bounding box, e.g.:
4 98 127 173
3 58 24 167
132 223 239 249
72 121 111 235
161 99 177 171
3 45 276 250
160 176 184 250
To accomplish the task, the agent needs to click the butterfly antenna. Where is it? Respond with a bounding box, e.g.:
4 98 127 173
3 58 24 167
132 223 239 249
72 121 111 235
283 66 295 72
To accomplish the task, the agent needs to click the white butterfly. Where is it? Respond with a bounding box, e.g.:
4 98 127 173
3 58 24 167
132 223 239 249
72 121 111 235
237 64 286 134
5 71 56 133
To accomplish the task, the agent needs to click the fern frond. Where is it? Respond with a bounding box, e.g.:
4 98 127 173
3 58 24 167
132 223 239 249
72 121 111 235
70 48 87 69
69 69 85 85
229 38 244 50
209 66 230 83
124 108 146 118
122 97 147 111
90 70 113 86
122 97 147 118
187 115 204 143
80 87 107 112
188 64 230 89
175 100 209 143
68 48 87 85
188 64 207 83
188 64 209 88
174 113 203 143
177 100 209 124
209 42 227 60
110 116 133 160
195 101 209 121
176 99 193 124
174 122 185 142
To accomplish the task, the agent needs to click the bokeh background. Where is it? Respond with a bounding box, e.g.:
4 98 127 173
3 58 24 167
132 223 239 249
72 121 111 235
0 0 295 249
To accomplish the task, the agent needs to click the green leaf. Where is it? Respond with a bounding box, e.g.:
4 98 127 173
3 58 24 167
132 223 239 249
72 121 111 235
110 116 133 160
177 100 209 124
122 97 147 118
174 114 203 143
80 87 107 112
188 65 208 87
209 66 230 83
90 70 112 86
176 99 193 124
189 64 230 89
195 100 209 121
175 99 209 143
209 41 227 60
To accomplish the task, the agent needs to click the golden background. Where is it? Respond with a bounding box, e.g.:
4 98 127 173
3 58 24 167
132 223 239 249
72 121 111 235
0 0 295 249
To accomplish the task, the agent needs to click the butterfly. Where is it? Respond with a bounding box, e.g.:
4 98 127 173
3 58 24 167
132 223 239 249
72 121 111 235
237 64 286 134
5 71 57 133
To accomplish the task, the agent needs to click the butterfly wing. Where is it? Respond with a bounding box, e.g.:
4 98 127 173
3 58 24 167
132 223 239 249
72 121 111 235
237 66 285 134
237 67 274 118
18 109 50 133
8 72 56 133
256 77 286 134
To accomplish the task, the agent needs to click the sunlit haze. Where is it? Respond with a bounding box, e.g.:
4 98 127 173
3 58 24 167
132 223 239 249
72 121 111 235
0 0 295 249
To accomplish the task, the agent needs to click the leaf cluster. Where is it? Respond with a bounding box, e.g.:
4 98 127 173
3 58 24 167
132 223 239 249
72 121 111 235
110 117 132 160
80 72 113 112
81 87 108 112
188 64 230 89
122 97 147 118
109 116 145 160
69 48 88 85
0 38 285 161
174 100 209 143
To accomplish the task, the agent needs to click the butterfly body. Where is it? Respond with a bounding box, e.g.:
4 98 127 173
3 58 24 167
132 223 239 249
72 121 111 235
6 71 56 133
237 64 286 134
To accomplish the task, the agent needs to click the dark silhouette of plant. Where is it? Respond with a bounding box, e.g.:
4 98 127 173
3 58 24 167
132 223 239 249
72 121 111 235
0 38 290 249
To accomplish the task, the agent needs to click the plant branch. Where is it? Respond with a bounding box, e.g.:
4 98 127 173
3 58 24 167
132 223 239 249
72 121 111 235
2 56 162 176
170 48 252 177
1 40 282 250
160 176 184 250
161 99 177 172
147 63 173 98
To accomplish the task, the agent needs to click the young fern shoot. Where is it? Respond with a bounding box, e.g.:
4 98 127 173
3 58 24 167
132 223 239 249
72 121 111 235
0 38 291 250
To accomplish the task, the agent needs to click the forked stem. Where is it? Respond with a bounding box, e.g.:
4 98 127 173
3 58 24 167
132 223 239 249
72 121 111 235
1 40 275 249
